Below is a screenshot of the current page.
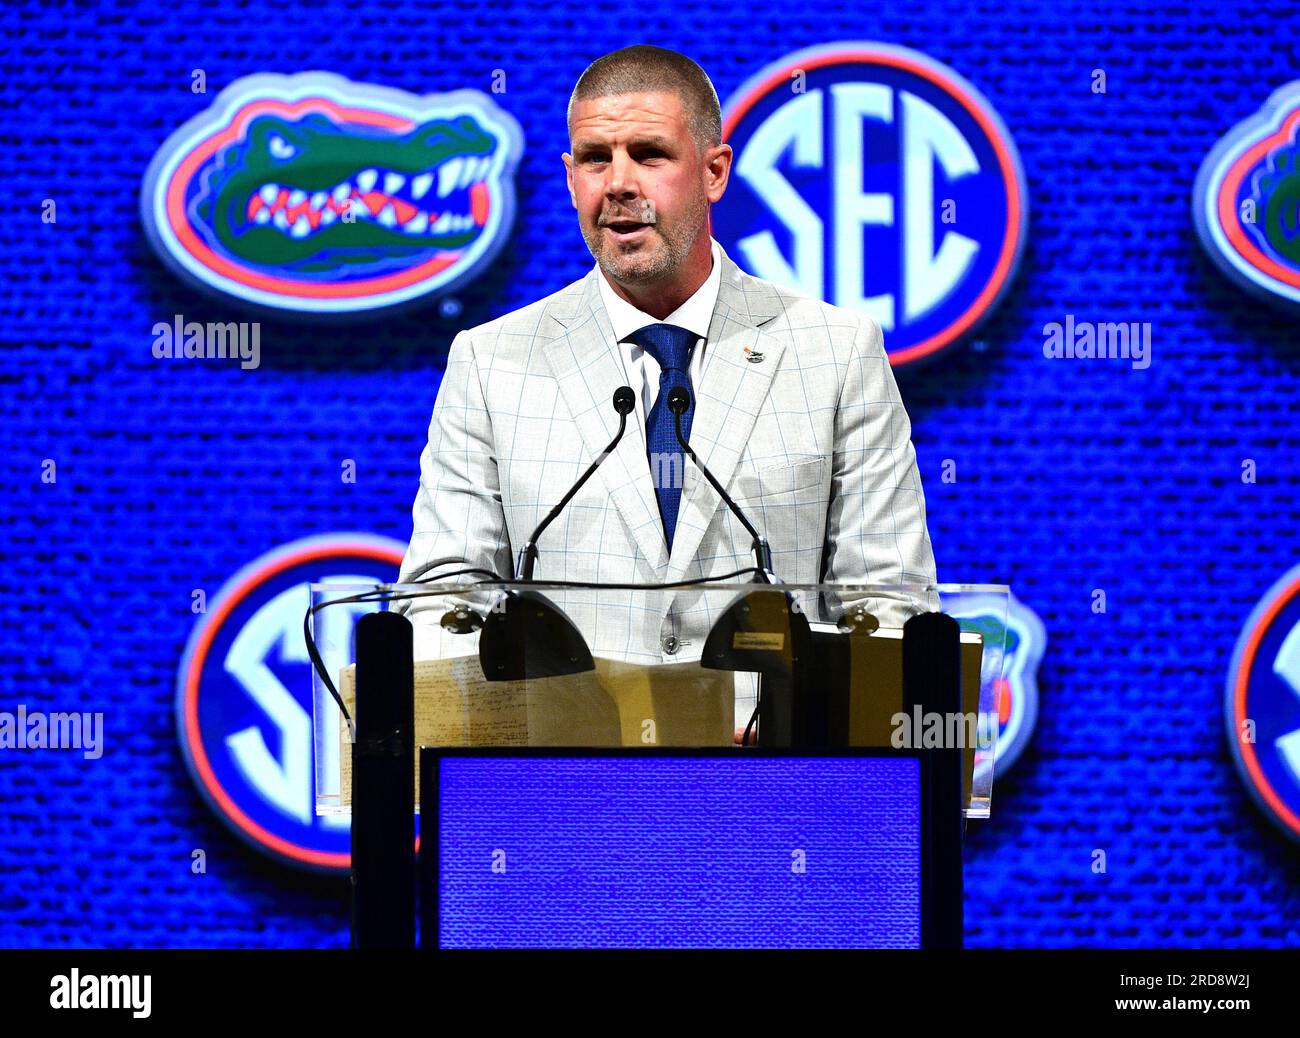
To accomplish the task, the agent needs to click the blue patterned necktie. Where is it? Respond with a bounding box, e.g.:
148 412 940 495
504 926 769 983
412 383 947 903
627 323 696 550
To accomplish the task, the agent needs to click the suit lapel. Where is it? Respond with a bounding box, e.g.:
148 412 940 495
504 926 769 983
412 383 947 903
665 251 786 584
539 244 786 582
541 270 671 573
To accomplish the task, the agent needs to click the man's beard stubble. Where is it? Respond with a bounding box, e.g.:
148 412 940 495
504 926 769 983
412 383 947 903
582 192 710 286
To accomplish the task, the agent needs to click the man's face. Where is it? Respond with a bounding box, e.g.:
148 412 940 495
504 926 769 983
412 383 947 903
563 91 730 286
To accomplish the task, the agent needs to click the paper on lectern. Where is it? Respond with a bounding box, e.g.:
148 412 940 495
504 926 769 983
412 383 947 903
336 654 734 807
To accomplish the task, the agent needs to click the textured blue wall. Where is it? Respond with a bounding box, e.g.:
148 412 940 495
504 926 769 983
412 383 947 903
0 0 1297 947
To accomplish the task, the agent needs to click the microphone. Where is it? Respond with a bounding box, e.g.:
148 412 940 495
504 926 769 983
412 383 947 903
515 386 636 580
666 386 776 583
479 386 634 681
667 387 811 748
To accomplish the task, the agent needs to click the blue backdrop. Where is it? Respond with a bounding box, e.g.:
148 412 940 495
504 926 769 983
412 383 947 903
1 0 1298 947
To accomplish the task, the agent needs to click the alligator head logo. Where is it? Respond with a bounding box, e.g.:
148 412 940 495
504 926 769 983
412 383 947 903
142 72 524 314
1194 81 1300 312
950 592 1046 786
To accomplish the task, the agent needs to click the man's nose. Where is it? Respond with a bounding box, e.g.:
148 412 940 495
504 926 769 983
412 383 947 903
604 150 639 198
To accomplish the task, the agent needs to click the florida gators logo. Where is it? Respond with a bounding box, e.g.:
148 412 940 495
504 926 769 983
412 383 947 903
715 43 1027 365
141 72 524 314
1193 81 1300 311
950 592 1045 787
1225 563 1300 845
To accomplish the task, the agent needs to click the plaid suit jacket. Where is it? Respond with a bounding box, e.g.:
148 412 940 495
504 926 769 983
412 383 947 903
398 240 937 666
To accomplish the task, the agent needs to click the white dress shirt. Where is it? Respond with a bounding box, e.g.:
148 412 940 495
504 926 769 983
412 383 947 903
594 236 723 443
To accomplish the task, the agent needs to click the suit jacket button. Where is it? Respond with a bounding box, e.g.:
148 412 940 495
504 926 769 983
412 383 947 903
661 634 679 655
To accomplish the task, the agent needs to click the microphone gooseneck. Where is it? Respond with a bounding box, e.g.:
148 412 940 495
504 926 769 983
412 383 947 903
515 386 636 580
666 386 776 583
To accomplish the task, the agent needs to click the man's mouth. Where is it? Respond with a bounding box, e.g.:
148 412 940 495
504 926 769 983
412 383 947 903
605 221 650 239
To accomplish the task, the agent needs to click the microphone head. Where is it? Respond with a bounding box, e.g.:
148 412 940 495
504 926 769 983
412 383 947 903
612 386 636 415
667 386 691 415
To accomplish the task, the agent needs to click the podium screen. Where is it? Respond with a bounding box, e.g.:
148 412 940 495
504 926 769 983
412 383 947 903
427 751 921 949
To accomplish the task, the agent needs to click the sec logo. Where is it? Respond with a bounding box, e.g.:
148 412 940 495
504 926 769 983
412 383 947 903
1226 563 1300 844
141 71 524 315
1193 81 1300 312
176 534 405 871
715 42 1027 366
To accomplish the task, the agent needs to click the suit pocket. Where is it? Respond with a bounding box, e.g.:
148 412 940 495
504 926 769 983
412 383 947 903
733 457 826 501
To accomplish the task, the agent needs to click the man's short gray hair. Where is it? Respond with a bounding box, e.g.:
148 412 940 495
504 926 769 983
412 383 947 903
567 45 723 154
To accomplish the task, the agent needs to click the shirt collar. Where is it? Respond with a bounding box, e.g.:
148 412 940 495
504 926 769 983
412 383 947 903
595 236 722 345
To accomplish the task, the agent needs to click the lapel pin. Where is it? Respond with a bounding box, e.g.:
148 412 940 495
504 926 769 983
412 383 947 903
743 344 764 364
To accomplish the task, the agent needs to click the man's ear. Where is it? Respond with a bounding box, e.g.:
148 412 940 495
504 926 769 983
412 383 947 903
704 143 733 204
562 153 577 209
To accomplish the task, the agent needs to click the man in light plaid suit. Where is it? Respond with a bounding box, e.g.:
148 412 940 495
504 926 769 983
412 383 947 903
398 46 937 731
